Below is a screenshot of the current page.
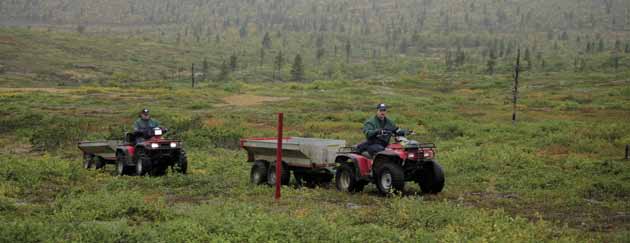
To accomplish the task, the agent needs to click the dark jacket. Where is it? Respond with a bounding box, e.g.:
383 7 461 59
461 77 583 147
133 118 160 131
363 116 397 145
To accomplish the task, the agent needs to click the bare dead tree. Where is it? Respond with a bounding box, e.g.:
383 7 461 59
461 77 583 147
512 48 520 125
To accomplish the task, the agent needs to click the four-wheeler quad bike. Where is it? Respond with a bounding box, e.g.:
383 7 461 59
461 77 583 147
78 127 187 176
334 129 444 195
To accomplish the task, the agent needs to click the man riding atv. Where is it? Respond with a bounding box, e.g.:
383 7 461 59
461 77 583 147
334 103 444 194
358 103 407 157
133 108 160 144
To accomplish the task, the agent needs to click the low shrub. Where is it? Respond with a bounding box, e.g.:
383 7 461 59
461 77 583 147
0 111 45 133
29 120 84 152
183 126 243 149
428 121 466 140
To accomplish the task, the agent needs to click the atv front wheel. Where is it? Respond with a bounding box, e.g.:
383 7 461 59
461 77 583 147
174 152 188 174
417 160 445 194
136 149 151 176
375 163 405 194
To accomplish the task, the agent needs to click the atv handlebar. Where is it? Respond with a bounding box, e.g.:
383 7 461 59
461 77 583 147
132 127 168 139
379 128 413 136
376 128 414 142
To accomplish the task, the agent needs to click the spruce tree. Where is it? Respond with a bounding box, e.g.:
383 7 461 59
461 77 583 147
202 58 209 81
614 39 621 51
345 40 351 64
524 48 532 70
487 49 497 75
229 54 238 72
262 32 272 49
217 60 229 81
445 49 453 72
399 38 409 54
239 25 248 39
316 48 325 65
291 54 305 81
274 50 284 80
259 48 265 66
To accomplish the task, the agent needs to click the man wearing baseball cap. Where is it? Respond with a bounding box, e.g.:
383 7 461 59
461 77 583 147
358 103 399 157
133 108 160 132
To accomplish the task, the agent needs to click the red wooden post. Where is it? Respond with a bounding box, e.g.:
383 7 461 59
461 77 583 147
275 113 284 200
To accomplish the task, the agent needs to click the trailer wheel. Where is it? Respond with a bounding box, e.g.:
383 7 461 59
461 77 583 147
250 161 268 185
136 149 151 176
375 163 405 195
93 157 106 170
116 151 133 176
267 163 290 186
174 152 188 174
335 163 365 193
417 160 445 194
83 153 94 169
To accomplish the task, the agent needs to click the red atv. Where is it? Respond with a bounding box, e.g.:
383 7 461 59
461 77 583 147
334 129 444 194
115 127 188 176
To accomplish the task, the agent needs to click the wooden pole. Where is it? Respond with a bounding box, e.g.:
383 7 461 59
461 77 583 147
512 48 520 125
191 63 195 88
275 113 284 200
625 144 629 160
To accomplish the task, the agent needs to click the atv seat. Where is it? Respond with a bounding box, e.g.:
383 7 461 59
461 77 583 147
351 144 374 159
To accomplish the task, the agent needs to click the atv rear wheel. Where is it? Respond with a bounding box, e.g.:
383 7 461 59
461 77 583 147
250 161 268 185
417 160 445 194
267 163 290 186
335 164 365 193
375 163 405 194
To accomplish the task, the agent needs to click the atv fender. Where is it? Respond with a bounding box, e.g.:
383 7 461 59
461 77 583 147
116 146 135 166
373 151 403 171
335 154 372 178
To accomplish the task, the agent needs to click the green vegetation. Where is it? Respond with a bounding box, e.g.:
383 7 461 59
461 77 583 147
1 0 630 241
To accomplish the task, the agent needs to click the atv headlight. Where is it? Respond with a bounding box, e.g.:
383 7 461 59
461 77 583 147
154 128 162 136
151 143 159 148
170 142 177 148
408 153 415 159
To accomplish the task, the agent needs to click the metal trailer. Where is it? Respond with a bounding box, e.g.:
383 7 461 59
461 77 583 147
240 137 346 186
77 140 121 169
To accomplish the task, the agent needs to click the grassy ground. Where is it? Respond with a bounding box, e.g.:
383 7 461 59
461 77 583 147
1 27 630 242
